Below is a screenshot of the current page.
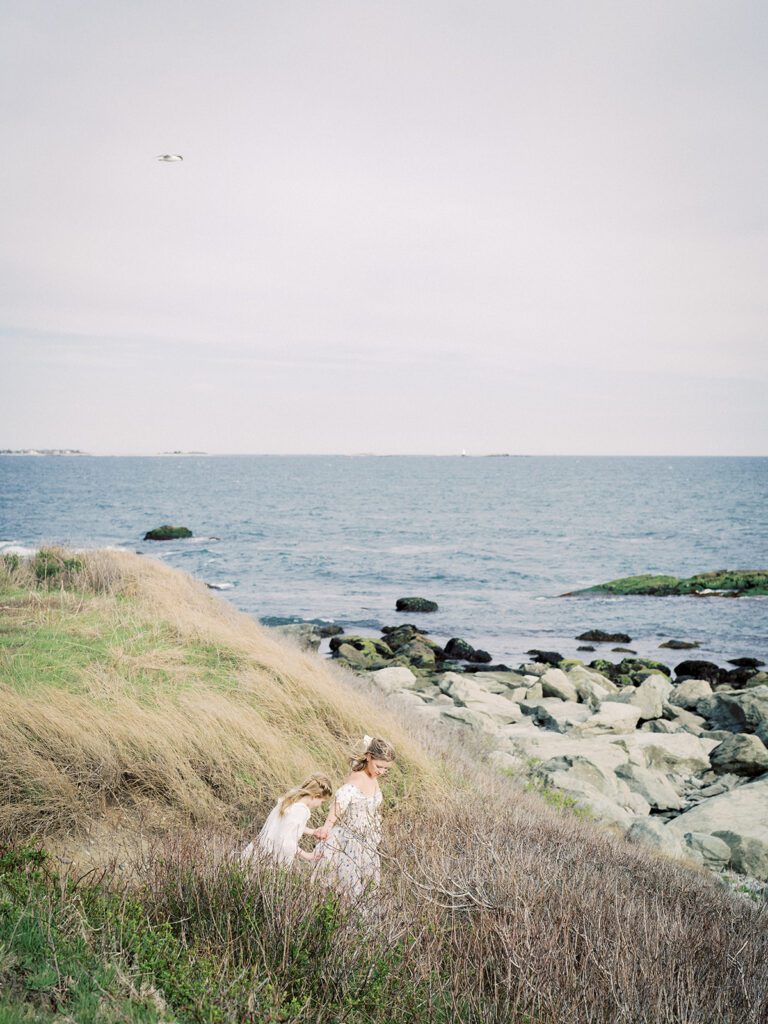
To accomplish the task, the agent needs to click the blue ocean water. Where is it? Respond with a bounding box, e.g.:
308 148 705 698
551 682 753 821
1 455 767 668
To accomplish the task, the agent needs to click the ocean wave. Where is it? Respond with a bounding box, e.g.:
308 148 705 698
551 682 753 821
0 542 38 556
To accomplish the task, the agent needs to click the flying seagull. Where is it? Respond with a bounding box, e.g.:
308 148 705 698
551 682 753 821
156 154 183 162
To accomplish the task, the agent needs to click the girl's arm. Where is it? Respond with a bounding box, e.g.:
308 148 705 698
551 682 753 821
296 848 321 862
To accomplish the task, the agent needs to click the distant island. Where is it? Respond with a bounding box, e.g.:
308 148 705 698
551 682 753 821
0 449 88 456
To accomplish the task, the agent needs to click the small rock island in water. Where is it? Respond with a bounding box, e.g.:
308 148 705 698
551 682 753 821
564 570 768 597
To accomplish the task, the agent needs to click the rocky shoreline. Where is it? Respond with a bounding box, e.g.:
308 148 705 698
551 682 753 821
271 609 768 889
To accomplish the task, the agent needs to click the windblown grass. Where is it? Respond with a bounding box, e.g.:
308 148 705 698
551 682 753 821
1 550 767 1022
0 549 435 845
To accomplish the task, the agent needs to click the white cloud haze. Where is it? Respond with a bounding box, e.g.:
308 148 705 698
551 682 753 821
1 0 766 453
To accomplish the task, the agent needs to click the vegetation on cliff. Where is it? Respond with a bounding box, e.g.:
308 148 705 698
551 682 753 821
1 551 766 1023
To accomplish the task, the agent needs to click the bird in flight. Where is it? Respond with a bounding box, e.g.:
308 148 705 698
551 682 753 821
156 154 183 162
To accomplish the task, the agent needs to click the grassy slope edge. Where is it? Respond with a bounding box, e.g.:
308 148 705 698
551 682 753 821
1 550 767 1024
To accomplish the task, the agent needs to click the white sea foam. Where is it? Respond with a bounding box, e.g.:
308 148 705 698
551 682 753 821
0 542 38 556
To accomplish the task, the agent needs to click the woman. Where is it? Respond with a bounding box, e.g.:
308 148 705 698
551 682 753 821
313 735 395 899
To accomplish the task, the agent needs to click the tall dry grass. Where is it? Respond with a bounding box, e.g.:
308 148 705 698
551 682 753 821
0 549 437 845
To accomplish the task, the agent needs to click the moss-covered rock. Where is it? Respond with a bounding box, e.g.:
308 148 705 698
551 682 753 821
396 596 439 613
329 635 393 660
567 570 768 597
144 525 193 541
576 629 632 643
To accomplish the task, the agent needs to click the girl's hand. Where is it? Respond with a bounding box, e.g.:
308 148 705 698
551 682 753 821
315 826 330 841
312 848 324 861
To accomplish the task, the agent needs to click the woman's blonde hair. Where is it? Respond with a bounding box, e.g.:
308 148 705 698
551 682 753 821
349 735 396 772
278 772 333 816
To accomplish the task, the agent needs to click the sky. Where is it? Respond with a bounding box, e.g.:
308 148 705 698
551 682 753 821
1 0 766 455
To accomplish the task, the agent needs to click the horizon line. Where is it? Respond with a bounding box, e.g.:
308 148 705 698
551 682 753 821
2 450 767 459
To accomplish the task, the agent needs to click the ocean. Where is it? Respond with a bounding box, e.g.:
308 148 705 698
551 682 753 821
2 455 767 668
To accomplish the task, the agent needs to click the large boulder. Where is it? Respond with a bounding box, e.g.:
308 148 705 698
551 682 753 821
572 702 642 736
665 777 768 879
271 623 321 651
395 597 438 613
575 630 632 643
615 763 686 811
368 666 418 693
663 705 706 735
626 818 685 858
696 685 768 734
605 675 672 721
444 637 475 660
332 643 389 671
533 756 646 826
396 639 437 670
534 701 593 733
669 678 712 711
540 668 578 702
439 673 523 725
682 832 731 870
613 733 718 775
675 660 724 685
525 649 564 667
710 734 768 777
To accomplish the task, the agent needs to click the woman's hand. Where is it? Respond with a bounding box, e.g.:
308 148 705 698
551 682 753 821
314 826 330 841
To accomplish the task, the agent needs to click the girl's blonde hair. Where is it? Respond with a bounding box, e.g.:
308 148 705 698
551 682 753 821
278 772 333 816
349 735 396 772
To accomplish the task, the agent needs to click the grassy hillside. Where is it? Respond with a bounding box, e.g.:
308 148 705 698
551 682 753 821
1 550 767 1023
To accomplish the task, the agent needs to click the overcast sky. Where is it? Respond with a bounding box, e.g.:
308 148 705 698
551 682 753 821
1 0 766 454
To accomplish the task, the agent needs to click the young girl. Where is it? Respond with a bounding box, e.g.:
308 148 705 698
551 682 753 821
312 736 395 899
242 773 332 867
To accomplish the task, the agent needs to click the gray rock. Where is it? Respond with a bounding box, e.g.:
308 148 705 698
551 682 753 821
664 704 707 734
615 763 686 811
696 685 768 733
626 818 684 857
520 662 549 677
605 675 672 721
640 719 683 734
666 776 768 880
710 734 768 777
525 682 544 699
272 622 322 651
571 702 642 735
669 678 713 711
713 831 768 881
683 832 731 869
534 701 593 733
368 666 418 693
613 733 719 774
540 668 578 702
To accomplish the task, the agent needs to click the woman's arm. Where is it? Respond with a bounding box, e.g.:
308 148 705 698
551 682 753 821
314 799 339 841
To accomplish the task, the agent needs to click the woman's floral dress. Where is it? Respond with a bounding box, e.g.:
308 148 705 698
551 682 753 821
312 783 382 899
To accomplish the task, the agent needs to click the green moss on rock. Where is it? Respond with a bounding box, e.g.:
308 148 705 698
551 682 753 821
570 570 768 597
143 525 193 541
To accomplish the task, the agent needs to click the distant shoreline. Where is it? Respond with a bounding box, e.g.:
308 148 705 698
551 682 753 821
2 451 766 459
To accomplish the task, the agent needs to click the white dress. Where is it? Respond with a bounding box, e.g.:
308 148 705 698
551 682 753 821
241 801 310 867
312 783 383 899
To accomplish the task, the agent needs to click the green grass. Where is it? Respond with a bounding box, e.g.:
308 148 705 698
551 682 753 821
0 847 452 1024
0 590 245 698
